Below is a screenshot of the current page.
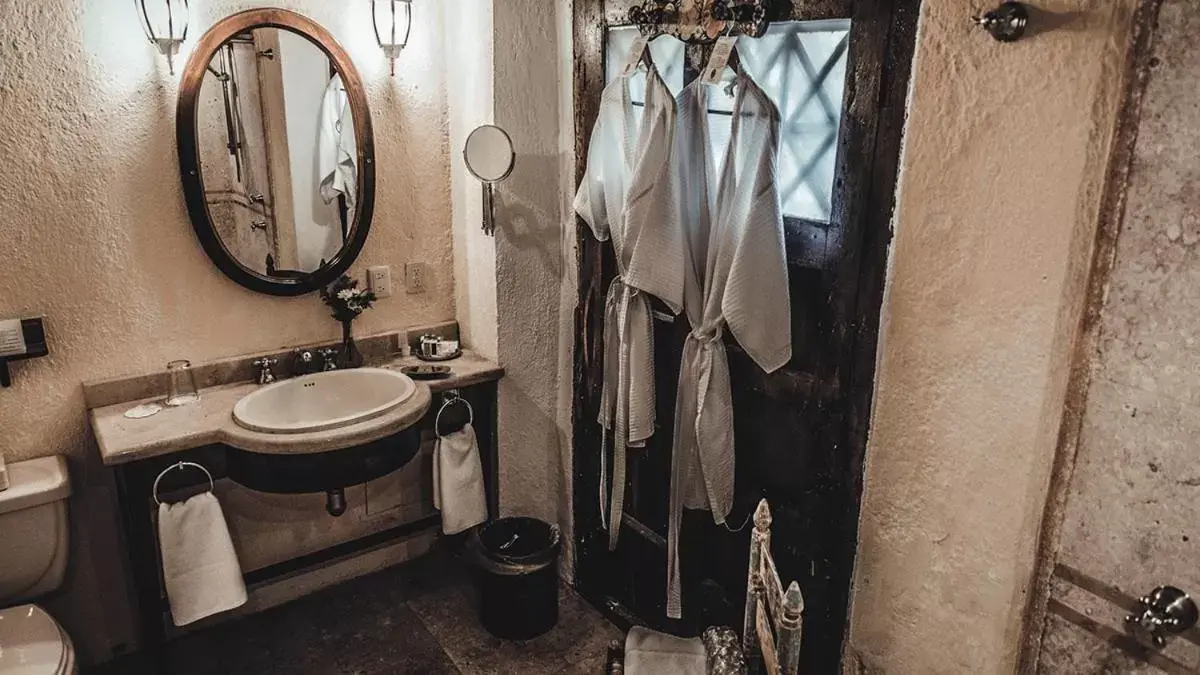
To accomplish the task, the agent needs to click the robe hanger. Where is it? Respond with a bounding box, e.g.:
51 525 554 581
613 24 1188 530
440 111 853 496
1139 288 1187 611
627 0 769 46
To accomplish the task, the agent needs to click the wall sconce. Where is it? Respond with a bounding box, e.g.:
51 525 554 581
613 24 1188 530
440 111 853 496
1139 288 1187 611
134 0 190 74
372 0 412 76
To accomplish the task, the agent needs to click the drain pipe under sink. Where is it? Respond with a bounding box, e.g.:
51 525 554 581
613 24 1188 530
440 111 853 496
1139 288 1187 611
326 488 347 516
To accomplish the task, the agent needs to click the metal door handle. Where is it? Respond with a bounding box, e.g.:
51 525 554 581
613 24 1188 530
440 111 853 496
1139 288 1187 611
1125 586 1198 649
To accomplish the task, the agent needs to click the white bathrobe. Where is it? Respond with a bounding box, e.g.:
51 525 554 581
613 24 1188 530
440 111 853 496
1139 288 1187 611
574 64 683 550
319 74 357 210
666 72 792 619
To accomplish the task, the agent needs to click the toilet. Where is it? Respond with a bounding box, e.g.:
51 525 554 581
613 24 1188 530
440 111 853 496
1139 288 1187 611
0 456 77 674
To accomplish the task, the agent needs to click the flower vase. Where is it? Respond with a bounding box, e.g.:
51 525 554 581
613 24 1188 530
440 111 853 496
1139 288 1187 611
339 320 364 369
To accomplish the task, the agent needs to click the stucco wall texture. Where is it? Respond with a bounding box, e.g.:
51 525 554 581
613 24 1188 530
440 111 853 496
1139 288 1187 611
1038 1 1200 670
0 0 453 661
445 0 499 361
847 1 1139 672
493 0 577 556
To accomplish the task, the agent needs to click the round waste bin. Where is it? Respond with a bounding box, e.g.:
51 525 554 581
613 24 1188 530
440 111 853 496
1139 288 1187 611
468 517 562 640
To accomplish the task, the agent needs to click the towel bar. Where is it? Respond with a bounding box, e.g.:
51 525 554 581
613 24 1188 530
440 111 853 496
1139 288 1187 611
152 461 215 505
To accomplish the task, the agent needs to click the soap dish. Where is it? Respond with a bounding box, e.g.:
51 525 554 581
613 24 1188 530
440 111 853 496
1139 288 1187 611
400 365 452 380
124 402 164 419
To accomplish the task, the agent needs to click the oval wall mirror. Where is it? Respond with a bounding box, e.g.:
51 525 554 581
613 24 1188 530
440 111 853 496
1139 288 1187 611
177 9 375 296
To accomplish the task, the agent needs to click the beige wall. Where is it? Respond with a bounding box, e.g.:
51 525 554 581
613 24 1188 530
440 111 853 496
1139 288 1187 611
0 0 453 663
492 0 578 563
444 0 576 574
445 0 499 360
847 0 1139 672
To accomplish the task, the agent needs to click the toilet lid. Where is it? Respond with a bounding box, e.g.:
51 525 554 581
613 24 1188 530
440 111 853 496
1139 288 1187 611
0 604 67 674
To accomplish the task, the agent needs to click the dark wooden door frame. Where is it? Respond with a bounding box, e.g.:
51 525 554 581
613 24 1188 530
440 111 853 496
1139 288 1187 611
570 1 921 669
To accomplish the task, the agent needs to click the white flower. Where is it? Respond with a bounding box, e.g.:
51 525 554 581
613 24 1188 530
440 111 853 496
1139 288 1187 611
337 289 355 301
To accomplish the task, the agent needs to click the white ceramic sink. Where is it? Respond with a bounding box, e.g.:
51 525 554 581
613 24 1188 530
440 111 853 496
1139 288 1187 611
233 368 418 434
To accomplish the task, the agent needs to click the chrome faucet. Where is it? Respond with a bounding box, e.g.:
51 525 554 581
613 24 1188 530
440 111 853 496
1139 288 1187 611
252 357 277 385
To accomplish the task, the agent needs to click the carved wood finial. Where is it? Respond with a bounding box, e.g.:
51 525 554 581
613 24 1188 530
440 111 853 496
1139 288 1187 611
784 581 805 616
754 498 772 531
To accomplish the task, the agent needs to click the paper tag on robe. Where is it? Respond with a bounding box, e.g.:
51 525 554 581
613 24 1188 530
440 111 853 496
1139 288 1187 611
700 36 738 85
0 320 25 358
620 35 650 76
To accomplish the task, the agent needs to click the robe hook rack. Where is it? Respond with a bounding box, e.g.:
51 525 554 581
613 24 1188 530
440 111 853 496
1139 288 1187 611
628 0 769 44
973 1 1029 42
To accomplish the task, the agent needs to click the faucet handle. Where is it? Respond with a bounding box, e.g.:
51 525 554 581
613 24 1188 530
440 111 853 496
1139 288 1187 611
252 357 278 384
317 347 339 371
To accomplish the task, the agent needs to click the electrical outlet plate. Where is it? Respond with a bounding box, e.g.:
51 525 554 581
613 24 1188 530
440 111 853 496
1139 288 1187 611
367 265 392 298
405 262 427 294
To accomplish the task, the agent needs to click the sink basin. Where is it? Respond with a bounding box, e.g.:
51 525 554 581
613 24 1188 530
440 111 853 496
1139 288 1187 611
233 367 417 434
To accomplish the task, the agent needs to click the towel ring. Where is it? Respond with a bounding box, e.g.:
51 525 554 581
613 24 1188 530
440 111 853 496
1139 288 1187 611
436 392 474 436
153 461 215 506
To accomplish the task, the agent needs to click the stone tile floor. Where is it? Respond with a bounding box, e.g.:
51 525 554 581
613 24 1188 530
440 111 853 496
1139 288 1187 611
88 550 621 674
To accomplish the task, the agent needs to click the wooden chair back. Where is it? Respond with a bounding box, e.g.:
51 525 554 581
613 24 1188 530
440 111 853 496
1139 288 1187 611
742 499 804 675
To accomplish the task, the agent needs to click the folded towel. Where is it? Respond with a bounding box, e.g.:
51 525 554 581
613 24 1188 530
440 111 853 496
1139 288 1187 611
158 491 247 626
624 626 708 675
433 422 488 535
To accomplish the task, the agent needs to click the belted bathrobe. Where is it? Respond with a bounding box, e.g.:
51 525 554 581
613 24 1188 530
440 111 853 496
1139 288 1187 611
574 63 684 551
666 71 792 619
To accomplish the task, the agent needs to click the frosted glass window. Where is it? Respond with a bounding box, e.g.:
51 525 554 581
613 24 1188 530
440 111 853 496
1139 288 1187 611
604 21 851 224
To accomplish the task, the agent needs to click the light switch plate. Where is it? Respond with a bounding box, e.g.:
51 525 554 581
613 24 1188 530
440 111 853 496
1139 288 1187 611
367 265 392 298
405 262 427 294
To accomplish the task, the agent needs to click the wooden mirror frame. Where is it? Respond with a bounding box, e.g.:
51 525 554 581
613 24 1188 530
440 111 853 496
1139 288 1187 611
177 9 376 296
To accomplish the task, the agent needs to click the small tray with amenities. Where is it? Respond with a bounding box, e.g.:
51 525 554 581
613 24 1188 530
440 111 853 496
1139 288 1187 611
415 349 462 363
416 334 461 362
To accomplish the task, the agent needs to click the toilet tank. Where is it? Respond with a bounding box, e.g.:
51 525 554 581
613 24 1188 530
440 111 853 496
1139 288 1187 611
0 456 71 604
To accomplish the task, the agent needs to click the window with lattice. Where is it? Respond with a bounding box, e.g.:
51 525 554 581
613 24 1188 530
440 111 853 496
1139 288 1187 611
605 21 851 226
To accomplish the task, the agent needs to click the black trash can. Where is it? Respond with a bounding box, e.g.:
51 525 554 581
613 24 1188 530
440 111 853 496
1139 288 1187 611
468 517 562 640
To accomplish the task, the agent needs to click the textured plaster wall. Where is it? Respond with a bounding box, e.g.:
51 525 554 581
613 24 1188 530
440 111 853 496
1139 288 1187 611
492 0 578 561
0 0 453 663
445 0 499 360
847 1 1138 672
1038 1 1200 670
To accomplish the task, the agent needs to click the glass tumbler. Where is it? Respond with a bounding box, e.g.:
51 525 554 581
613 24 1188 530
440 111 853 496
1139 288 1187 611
165 360 200 406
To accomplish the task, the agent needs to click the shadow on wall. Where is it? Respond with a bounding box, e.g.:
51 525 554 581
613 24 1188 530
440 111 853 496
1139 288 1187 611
1023 7 1089 39
493 147 573 531
494 152 566 280
497 378 568 522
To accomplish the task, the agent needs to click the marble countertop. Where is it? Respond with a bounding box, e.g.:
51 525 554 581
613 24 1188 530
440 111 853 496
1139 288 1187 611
91 350 504 466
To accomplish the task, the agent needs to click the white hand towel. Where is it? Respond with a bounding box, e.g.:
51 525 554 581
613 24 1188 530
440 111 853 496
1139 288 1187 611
158 492 247 627
624 626 708 675
433 422 488 535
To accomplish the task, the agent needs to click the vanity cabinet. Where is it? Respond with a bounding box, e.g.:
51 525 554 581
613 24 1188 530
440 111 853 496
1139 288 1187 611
93 358 501 672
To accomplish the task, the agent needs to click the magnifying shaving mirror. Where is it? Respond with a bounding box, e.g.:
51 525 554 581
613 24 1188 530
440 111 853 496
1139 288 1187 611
463 124 515 236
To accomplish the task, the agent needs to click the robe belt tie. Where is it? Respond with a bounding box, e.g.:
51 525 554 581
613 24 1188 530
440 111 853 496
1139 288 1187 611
598 275 650 551
687 327 723 345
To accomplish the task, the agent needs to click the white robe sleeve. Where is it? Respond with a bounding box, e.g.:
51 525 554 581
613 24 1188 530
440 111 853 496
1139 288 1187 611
623 74 683 315
722 91 791 373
